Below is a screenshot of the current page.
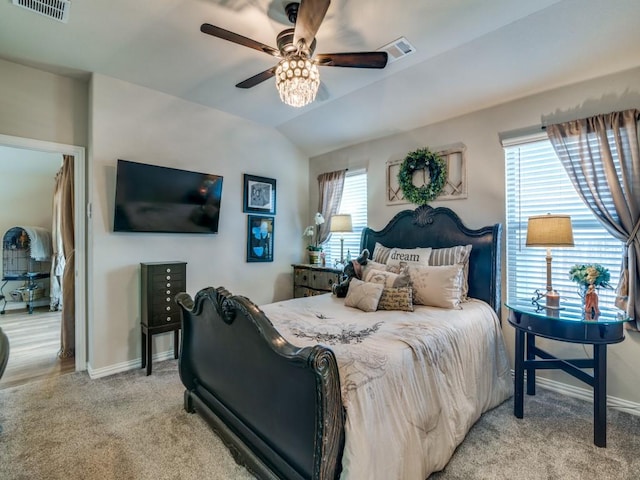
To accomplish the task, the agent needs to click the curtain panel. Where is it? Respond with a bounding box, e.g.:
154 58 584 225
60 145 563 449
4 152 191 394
547 109 640 329
58 155 75 358
50 165 65 312
317 170 347 245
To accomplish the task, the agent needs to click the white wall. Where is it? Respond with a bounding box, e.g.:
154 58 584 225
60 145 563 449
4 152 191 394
88 74 308 372
0 58 88 146
311 66 640 405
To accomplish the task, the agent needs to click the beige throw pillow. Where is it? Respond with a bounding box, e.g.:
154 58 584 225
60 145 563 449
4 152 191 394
359 260 387 280
344 278 384 312
362 268 411 288
408 264 464 309
372 242 392 264
429 245 473 300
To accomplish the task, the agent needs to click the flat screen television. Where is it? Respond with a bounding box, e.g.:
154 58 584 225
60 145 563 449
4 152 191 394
113 159 223 234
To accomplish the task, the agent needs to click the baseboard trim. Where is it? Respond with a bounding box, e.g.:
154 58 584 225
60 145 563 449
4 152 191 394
515 371 640 417
87 350 176 379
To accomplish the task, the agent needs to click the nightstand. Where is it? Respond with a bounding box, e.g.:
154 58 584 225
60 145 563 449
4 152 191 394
505 300 629 447
292 264 343 298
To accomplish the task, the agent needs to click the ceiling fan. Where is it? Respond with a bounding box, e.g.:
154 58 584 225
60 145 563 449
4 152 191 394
200 0 388 107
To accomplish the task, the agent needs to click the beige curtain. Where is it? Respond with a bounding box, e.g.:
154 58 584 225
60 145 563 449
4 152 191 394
317 170 346 245
50 163 65 311
547 109 640 329
58 155 75 358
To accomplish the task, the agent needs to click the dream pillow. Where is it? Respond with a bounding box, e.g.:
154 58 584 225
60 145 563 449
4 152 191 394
386 247 432 268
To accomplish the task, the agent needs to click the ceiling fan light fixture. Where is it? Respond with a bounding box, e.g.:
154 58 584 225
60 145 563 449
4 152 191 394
275 55 319 108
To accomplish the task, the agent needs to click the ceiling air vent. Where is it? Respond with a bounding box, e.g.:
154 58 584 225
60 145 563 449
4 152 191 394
378 37 416 63
12 0 71 23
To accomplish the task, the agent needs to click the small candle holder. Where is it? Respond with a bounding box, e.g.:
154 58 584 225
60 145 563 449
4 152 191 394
532 289 563 312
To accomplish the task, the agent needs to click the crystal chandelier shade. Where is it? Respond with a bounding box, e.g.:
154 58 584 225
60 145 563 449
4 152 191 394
275 55 320 108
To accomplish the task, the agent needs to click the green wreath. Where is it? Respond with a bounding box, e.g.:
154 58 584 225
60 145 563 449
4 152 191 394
398 148 447 205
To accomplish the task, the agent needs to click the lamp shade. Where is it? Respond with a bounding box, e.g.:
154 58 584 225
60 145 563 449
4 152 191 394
526 214 574 247
330 214 353 233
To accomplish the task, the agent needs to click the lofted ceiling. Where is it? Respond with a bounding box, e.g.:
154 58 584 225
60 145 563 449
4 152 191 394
0 0 639 157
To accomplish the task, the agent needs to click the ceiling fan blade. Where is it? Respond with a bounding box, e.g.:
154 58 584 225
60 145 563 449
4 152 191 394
293 0 330 49
235 66 277 89
201 23 280 57
314 52 388 69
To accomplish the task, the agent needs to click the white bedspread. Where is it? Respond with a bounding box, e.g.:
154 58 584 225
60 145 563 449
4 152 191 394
260 293 513 480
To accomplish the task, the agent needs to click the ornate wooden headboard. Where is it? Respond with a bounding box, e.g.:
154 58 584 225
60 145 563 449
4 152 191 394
361 205 502 317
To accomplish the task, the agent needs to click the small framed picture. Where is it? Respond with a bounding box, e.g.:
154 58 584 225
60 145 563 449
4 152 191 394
247 215 274 263
243 174 276 215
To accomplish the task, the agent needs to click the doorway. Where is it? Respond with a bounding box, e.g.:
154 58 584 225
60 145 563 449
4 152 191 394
0 134 87 379
0 308 74 388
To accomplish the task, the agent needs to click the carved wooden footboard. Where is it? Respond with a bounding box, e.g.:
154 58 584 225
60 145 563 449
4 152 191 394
176 287 345 480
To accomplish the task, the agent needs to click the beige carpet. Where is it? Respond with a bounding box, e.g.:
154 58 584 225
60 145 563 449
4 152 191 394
0 360 253 480
1 359 639 479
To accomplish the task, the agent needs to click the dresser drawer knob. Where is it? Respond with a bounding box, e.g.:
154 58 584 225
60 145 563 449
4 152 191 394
166 297 171 302
166 282 171 288
166 275 171 280
166 306 171 311
166 268 172 273
166 290 171 295
166 316 171 322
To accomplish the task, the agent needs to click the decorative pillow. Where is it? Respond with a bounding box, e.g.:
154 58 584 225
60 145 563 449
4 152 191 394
386 247 432 268
408 264 464 309
377 286 414 312
385 262 408 274
344 278 384 312
362 268 411 288
372 242 392 264
429 245 473 300
359 260 387 280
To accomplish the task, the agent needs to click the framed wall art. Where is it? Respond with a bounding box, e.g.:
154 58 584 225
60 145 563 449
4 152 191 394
386 143 467 205
246 215 274 263
243 174 276 215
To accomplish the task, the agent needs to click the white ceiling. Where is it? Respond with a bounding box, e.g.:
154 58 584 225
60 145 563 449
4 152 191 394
1 0 639 157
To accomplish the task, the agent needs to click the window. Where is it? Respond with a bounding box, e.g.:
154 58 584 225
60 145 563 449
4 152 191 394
323 170 367 266
504 133 623 319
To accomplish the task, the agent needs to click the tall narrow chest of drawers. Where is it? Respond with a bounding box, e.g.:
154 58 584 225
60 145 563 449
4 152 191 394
140 261 186 375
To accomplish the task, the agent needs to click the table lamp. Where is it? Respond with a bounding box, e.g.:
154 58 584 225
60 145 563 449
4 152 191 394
526 213 574 309
330 214 353 267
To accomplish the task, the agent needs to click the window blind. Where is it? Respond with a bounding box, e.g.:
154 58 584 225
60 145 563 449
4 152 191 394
505 136 623 319
323 170 367 266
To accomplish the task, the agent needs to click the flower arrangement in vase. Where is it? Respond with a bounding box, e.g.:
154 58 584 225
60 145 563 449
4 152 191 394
303 212 325 264
569 263 612 290
569 263 612 316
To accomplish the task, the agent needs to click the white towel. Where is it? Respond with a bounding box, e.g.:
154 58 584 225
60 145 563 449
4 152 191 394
19 227 53 261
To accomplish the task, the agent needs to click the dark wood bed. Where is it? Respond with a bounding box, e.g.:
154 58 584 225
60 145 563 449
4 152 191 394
176 205 502 480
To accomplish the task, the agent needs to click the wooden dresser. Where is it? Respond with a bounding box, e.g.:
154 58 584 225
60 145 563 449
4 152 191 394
140 261 186 375
292 264 343 298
